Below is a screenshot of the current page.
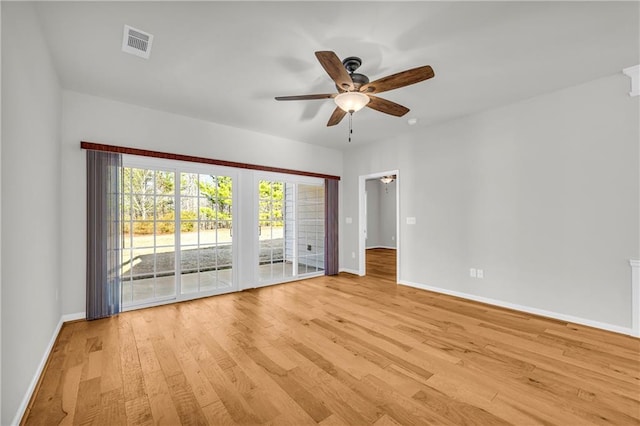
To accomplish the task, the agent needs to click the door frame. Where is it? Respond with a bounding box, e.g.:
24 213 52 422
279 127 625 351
358 169 400 280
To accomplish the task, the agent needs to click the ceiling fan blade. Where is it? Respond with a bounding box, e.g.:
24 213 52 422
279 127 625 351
315 51 355 92
366 95 410 117
275 94 336 101
327 107 347 126
360 65 434 94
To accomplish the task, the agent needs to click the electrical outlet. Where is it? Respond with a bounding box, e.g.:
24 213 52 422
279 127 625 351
352 252 356 259
477 269 484 279
470 268 477 278
391 236 395 241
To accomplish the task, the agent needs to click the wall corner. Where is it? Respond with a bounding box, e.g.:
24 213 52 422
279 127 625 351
630 259 640 337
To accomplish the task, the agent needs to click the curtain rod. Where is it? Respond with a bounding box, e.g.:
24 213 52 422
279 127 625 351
80 141 341 181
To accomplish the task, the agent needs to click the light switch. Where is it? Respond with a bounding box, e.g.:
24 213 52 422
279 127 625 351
406 217 416 225
345 217 352 224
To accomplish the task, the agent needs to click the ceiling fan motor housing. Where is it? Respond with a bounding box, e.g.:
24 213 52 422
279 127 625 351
336 73 369 92
340 56 369 91
350 73 369 87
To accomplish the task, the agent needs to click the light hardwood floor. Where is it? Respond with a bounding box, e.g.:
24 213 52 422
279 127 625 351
23 248 640 425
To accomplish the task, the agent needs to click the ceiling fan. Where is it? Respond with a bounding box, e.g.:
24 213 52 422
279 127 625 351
275 51 435 127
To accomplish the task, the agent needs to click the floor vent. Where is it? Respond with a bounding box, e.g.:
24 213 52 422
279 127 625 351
122 25 153 59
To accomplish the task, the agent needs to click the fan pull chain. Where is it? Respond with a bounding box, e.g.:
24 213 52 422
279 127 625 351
348 111 353 143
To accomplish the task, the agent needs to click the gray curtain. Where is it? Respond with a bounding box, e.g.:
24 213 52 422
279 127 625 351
86 150 122 320
324 178 339 275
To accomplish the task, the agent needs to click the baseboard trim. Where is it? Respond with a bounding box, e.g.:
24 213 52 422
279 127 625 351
12 312 85 425
366 246 397 250
62 311 86 322
398 279 635 337
12 316 64 425
339 268 360 275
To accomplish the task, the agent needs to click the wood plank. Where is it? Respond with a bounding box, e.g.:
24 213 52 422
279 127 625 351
73 377 101 425
58 364 82 426
243 346 332 422
280 343 382 424
411 386 511 425
142 369 182 425
200 400 236 426
118 316 146 402
99 318 124 394
124 396 154 426
164 372 209 425
95 387 127 425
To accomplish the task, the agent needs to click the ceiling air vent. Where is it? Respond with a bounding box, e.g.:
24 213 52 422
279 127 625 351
122 25 153 59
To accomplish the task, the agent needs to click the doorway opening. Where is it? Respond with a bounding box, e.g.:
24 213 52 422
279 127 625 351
358 170 399 282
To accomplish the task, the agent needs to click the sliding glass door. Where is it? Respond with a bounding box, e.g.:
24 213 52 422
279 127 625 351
120 157 236 309
258 176 325 286
119 157 328 308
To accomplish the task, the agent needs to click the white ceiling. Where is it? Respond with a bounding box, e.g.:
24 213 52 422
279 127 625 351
35 1 639 149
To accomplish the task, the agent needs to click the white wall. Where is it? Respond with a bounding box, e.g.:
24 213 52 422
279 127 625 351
61 91 343 315
365 179 397 249
1 3 62 424
365 179 381 247
379 180 397 248
341 73 639 331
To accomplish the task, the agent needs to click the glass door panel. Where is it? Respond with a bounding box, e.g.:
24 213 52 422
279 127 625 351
297 184 325 275
121 161 235 309
121 168 177 306
259 180 293 283
179 172 233 294
258 179 324 285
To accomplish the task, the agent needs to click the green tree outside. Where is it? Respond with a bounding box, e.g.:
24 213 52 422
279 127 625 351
122 170 285 234
259 180 284 227
199 175 232 225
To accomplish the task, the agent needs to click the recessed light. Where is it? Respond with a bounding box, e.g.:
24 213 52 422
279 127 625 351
407 117 418 126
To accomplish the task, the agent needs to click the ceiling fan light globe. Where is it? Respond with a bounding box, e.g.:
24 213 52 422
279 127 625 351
334 92 370 113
